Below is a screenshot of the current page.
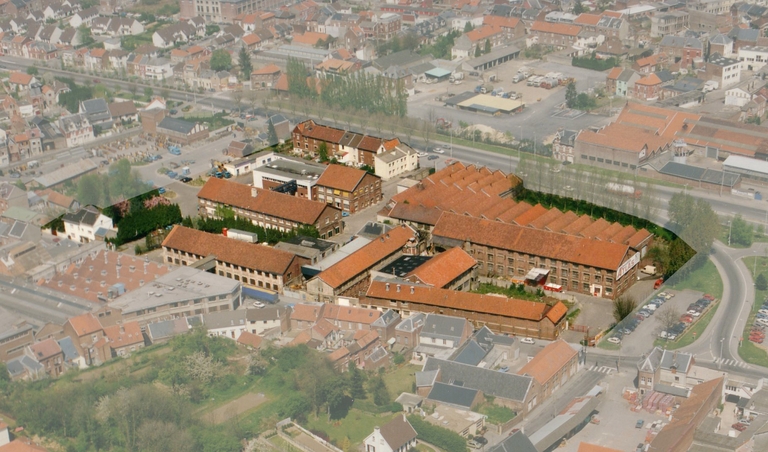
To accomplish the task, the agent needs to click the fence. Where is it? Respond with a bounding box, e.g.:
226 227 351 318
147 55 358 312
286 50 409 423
277 422 343 452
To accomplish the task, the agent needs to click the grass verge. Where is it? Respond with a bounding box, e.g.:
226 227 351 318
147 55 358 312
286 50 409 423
653 299 720 350
738 256 768 367
477 402 516 424
668 259 724 299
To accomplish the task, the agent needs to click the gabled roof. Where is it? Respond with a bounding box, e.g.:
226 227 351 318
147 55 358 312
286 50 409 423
197 177 337 226
423 357 533 402
531 21 581 36
376 414 418 451
67 313 102 337
315 164 375 192
9 71 33 85
636 73 662 86
606 66 622 80
291 302 325 323
637 346 663 372
518 340 578 385
237 331 263 348
322 304 381 325
28 338 62 360
427 381 479 409
422 313 466 341
489 431 538 452
103 321 143 348
406 247 475 288
162 226 298 275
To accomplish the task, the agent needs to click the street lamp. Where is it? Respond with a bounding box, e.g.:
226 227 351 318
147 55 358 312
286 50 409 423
754 250 759 278
728 220 732 247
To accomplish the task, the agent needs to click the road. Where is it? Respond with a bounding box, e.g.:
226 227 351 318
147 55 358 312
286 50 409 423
0 276 93 325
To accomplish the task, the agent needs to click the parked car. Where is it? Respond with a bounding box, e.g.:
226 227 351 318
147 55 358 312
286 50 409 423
659 331 668 339
703 294 715 301
636 420 644 428
474 437 488 446
498 366 509 373
433 147 445 154
252 301 265 308
608 337 621 344
520 337 535 345
427 155 439 160
666 332 678 340
158 187 166 194
732 423 747 432
180 176 193 183
468 440 482 449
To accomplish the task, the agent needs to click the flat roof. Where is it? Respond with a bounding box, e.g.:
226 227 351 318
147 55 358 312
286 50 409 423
379 255 431 277
425 67 452 78
254 157 326 182
457 94 525 113
305 236 372 272
724 155 768 175
444 91 479 107
33 158 98 188
110 266 239 314
659 161 740 187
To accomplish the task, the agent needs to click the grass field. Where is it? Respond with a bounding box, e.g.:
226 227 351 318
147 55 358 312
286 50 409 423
739 256 768 367
382 364 419 397
304 409 397 445
477 402 516 424
669 259 724 299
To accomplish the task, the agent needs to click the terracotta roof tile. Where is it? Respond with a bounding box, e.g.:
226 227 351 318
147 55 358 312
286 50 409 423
198 177 337 225
483 15 520 28
315 225 416 288
0 439 49 452
512 204 548 226
315 164 371 192
531 21 582 36
290 330 312 345
518 340 578 384
636 73 662 86
237 331 263 348
546 302 568 323
291 303 326 322
242 34 261 45
607 67 622 80
162 226 298 276
433 213 629 271
103 321 143 348
466 24 502 42
323 304 381 325
292 31 329 45
29 338 62 360
9 72 33 85
367 280 567 322
576 123 671 154
67 313 103 337
406 247 476 288
574 13 601 25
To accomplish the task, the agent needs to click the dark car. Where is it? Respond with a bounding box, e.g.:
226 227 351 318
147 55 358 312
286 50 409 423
180 176 193 183
428 155 439 160
474 437 488 445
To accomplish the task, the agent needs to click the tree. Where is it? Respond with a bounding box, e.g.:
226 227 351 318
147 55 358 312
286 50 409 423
137 421 194 452
210 49 232 71
731 215 754 247
77 25 94 47
657 305 681 332
573 0 586 14
464 21 474 32
205 24 220 36
484 38 491 54
267 117 278 145
229 89 244 116
26 66 38 76
668 192 719 253
757 273 768 291
77 174 104 207
613 295 637 323
565 82 577 108
144 87 154 100
318 142 329 162
237 45 252 81
369 375 390 406
474 45 481 57
347 362 366 399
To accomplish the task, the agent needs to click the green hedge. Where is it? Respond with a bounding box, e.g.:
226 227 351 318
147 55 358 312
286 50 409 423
114 204 182 246
408 415 467 452
572 54 620 71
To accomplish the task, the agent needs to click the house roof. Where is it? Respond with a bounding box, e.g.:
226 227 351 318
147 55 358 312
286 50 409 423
315 164 372 192
28 337 61 360
427 381 479 409
606 66 622 80
576 443 624 452
405 247 475 288
483 15 520 28
237 331 263 348
0 439 49 452
636 73 662 86
314 225 415 289
291 302 325 323
103 321 143 348
531 21 581 36
108 101 138 118
197 177 337 225
433 212 630 271
322 304 381 325
67 313 102 337
576 122 671 154
158 117 199 134
368 279 569 323
518 340 578 385
9 71 33 85
377 415 418 451
423 357 533 402
422 313 467 341
292 31 329 45
162 226 298 276
489 431 537 452
466 24 502 43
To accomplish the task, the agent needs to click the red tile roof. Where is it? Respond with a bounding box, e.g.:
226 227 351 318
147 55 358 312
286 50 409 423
315 225 416 289
67 313 103 337
291 303 326 322
546 302 568 323
606 67 622 80
483 15 520 29
433 213 629 271
574 13 601 25
577 443 624 452
406 247 476 288
292 31 329 45
0 439 49 452
518 340 578 384
315 164 371 192
575 122 671 154
162 226 298 276
322 304 381 325
29 338 62 360
466 24 502 43
242 34 261 45
252 63 280 75
367 280 568 322
636 73 662 86
8 72 33 85
531 21 582 36
237 331 263 348
198 177 337 225
103 321 143 348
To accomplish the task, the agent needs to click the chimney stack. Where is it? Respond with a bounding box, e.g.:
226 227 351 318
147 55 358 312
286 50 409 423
251 186 258 198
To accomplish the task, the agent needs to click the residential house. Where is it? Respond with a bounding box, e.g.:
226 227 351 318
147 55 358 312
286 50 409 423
25 338 63 377
102 321 144 357
659 36 703 69
62 206 114 243
530 21 582 49
705 53 741 89
0 182 28 216
197 177 343 239
69 6 99 28
370 309 400 344
156 117 208 144
7 130 41 162
79 98 113 130
315 164 382 214
632 54 665 74
650 11 689 37
306 225 418 301
58 113 94 147
374 143 419 181
152 21 198 48
634 73 663 101
393 312 423 352
738 45 768 71
8 71 35 92
0 323 35 362
610 68 640 97
236 331 263 349
246 305 290 335
63 313 104 365
162 225 301 293
203 310 248 340
574 13 628 40
637 347 695 395
290 302 325 330
518 340 579 401
553 129 578 163
328 329 389 371
108 101 139 124
411 313 472 361
363 415 418 452
709 33 734 58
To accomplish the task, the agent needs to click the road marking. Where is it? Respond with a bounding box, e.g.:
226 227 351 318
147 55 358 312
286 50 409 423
714 358 750 368
589 365 614 375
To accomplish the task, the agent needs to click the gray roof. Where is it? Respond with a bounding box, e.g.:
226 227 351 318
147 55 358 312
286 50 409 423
660 35 702 49
617 69 637 82
427 381 479 409
421 314 466 342
656 70 675 83
668 78 704 93
6 355 43 377
451 340 488 366
372 309 400 328
558 129 579 147
660 349 692 373
654 383 690 397
468 46 521 69
729 27 760 42
356 222 395 240
415 368 438 387
708 53 739 67
710 33 733 45
147 319 181 341
488 430 538 452
423 357 533 402
203 310 246 330
81 98 109 115
368 345 388 363
158 117 197 134
245 305 288 322
659 161 740 187
63 206 101 226
57 336 79 362
396 312 425 333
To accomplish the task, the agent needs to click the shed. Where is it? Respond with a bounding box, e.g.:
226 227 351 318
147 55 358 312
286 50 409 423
425 67 452 81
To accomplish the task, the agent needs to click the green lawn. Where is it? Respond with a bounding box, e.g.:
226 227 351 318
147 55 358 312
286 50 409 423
738 257 768 367
668 259 724 299
653 299 720 350
597 340 621 351
477 402 516 424
473 282 544 302
304 409 397 445
382 364 420 397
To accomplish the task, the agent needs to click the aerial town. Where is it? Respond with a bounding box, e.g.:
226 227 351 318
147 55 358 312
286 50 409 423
1 0 768 451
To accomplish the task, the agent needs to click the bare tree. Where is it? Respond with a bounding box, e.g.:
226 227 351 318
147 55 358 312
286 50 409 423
230 89 244 116
657 304 681 332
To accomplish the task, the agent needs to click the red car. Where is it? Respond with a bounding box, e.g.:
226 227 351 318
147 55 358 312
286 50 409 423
732 423 747 432
703 294 715 301
680 315 694 323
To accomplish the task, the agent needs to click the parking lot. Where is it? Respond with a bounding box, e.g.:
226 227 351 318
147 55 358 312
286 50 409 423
606 289 707 357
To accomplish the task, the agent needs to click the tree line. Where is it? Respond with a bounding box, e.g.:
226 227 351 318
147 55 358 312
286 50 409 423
287 58 407 117
572 53 621 71
75 159 152 208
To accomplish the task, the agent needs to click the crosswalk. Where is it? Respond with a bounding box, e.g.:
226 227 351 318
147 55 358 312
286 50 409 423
714 358 750 368
588 364 614 375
